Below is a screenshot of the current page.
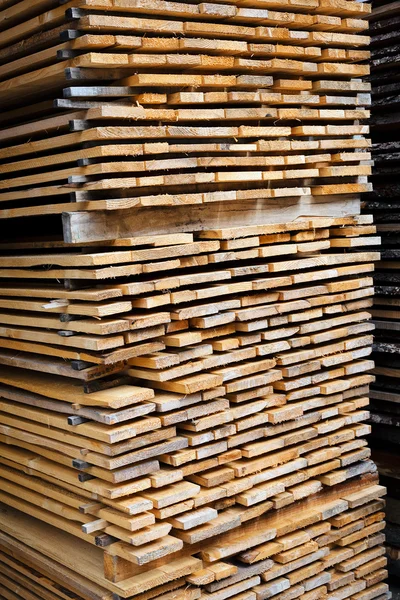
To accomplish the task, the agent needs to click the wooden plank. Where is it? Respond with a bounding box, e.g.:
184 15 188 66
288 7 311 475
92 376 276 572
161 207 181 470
63 197 361 243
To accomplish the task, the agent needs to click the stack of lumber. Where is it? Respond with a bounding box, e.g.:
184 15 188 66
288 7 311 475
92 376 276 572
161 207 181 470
0 218 389 600
0 0 374 228
0 0 387 599
362 0 400 581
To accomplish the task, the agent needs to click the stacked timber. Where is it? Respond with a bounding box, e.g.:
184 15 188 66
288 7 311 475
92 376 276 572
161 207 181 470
0 217 389 600
363 0 400 581
0 0 374 224
0 220 389 600
0 0 388 599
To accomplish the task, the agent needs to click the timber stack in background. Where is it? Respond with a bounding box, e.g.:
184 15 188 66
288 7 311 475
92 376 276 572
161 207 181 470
363 0 400 583
0 0 389 600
